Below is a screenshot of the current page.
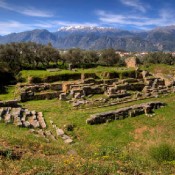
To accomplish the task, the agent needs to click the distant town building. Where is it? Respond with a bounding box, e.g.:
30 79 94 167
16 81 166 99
115 51 132 57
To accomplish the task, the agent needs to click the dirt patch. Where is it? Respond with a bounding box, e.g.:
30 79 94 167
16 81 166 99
0 139 24 160
133 125 164 141
133 126 148 140
0 149 22 160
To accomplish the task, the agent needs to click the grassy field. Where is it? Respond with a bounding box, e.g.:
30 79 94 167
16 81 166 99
142 64 175 74
0 85 175 174
19 66 135 83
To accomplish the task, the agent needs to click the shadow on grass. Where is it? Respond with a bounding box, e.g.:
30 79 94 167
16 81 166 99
0 85 7 94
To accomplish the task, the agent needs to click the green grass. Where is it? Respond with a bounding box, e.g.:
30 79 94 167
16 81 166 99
142 64 175 74
149 143 175 163
19 66 135 83
1 69 175 174
0 86 16 101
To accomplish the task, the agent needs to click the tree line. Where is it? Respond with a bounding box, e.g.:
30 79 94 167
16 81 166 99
139 52 175 65
0 42 122 73
0 42 174 75
0 42 61 72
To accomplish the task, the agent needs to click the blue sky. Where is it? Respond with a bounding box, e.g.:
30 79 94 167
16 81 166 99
0 0 175 35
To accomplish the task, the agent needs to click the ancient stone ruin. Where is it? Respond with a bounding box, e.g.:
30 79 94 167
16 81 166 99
86 101 166 125
0 107 46 128
18 83 62 102
125 57 138 69
29 120 73 144
16 69 175 111
0 100 46 128
0 100 74 144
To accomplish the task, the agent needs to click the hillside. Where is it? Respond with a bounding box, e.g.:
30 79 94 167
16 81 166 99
1 25 175 51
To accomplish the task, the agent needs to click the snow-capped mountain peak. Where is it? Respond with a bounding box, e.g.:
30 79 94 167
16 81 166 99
58 26 117 32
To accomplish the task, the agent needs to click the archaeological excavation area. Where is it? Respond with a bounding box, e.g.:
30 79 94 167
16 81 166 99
0 64 175 174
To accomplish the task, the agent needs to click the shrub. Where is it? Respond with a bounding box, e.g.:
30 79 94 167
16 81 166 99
28 76 42 84
149 143 175 163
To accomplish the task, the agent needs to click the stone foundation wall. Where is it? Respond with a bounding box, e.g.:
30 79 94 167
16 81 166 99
86 101 165 125
21 91 62 102
20 83 62 93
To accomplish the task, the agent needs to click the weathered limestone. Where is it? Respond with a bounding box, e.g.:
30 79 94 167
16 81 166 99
59 93 68 100
141 70 150 79
20 83 62 93
82 78 96 84
50 121 73 144
21 91 62 102
62 81 80 93
37 112 46 129
125 57 138 68
86 101 166 125
19 83 62 102
18 68 174 105
0 106 46 129
56 128 64 136
82 85 105 96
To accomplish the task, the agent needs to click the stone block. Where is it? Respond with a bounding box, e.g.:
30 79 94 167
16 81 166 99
56 128 64 136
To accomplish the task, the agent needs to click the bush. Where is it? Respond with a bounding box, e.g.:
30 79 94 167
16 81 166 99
28 76 42 84
149 143 175 163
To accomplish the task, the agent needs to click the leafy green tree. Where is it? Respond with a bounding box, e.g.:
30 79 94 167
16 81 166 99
98 48 120 66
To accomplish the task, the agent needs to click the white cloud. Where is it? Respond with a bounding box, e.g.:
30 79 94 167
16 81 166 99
0 0 53 17
0 21 33 35
120 0 149 13
96 9 175 29
0 20 99 35
21 8 53 17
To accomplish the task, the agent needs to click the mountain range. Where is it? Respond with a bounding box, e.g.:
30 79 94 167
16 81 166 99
1 25 175 51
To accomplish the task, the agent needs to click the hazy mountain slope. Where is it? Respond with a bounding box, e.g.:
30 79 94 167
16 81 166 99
0 26 175 51
0 29 57 45
146 26 175 51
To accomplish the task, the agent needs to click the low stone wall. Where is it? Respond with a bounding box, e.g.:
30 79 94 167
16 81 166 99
103 79 118 85
0 107 46 128
0 100 20 107
21 91 62 102
33 92 61 100
83 85 105 95
21 83 62 93
113 83 144 92
86 101 166 125
62 81 81 93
